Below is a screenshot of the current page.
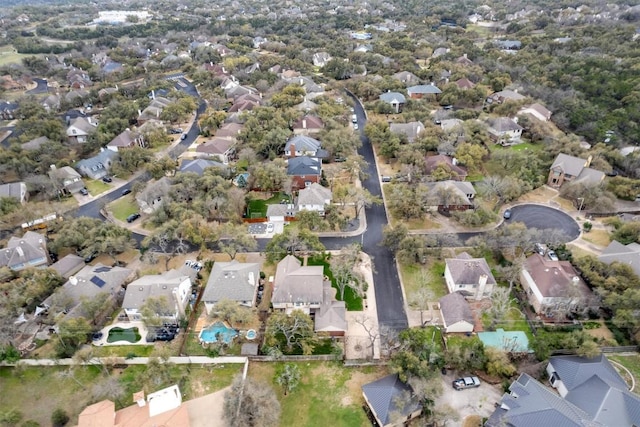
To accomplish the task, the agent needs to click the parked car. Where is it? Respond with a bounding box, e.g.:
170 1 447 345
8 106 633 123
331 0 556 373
534 243 547 256
503 209 512 219
547 250 559 261
121 188 132 196
452 376 481 390
266 223 275 233
84 251 98 263
126 213 141 223
102 176 112 183
91 332 103 341
79 187 89 196
353 123 359 130
381 176 392 183
181 133 188 140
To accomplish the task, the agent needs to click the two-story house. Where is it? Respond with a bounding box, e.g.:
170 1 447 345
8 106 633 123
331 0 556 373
76 149 118 180
107 129 146 152
444 252 496 300
0 231 49 271
287 156 322 190
296 183 332 216
67 117 98 143
547 153 605 188
487 117 523 145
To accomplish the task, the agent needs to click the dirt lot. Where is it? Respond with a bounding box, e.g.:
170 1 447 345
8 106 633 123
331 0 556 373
435 372 503 423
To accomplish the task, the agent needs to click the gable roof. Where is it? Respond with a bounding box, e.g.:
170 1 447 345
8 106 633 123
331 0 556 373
425 181 476 205
392 71 420 83
285 135 321 153
0 182 26 201
108 129 140 148
22 136 50 151
50 254 85 279
407 84 442 95
196 138 234 155
520 103 552 119
297 183 332 207
215 122 243 138
272 255 324 305
455 78 476 89
486 373 599 427
314 281 347 332
549 355 640 426
439 292 474 327
287 156 321 176
122 269 192 312
76 149 118 173
202 261 261 304
362 374 422 426
424 155 468 178
67 116 98 135
550 153 605 186
488 117 523 132
292 115 324 130
445 252 496 285
598 240 640 277
0 231 48 270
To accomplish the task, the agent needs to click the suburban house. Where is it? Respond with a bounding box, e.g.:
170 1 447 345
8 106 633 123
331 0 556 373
487 117 523 145
440 118 465 143
456 53 474 66
547 153 605 188
546 354 640 426
0 231 49 271
361 374 423 427
292 115 324 135
392 71 420 86
179 158 226 176
379 91 406 113
272 255 324 313
266 204 296 223
201 261 261 313
77 385 190 427
439 292 474 333
520 253 599 317
75 149 118 180
314 281 347 336
444 252 496 300
0 100 18 120
215 122 243 139
48 165 84 194
455 78 476 90
135 177 172 214
424 180 476 212
138 96 172 124
196 137 235 164
284 135 324 158
107 129 146 152
22 136 50 151
407 84 442 99
495 40 522 50
519 103 552 122
486 373 595 427
44 263 132 321
486 89 526 105
424 155 468 181
0 182 28 204
121 268 194 322
285 76 324 99
287 156 322 190
389 121 425 143
296 183 332 215
295 98 318 112
66 116 98 143
312 52 332 67
598 240 640 277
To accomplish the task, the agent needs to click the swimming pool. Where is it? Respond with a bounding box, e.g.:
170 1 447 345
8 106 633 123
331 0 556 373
199 321 238 344
107 327 141 343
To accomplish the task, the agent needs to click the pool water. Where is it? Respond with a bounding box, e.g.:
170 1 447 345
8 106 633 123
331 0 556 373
246 329 257 340
199 321 238 344
107 327 141 343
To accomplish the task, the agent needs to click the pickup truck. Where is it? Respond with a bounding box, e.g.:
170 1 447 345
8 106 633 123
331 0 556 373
452 376 481 390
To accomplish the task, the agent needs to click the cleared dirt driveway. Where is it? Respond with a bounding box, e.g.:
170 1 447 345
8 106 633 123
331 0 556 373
435 372 503 424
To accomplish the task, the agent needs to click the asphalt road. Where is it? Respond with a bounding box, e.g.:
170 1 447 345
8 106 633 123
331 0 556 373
26 78 48 94
505 204 581 240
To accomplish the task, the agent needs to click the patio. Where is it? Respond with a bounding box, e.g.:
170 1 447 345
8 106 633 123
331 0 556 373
92 321 153 346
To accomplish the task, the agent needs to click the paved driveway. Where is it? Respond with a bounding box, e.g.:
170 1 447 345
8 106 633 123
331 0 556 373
436 372 503 422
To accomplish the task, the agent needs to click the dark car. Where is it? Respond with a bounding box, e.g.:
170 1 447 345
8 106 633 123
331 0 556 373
121 188 132 196
84 251 98 263
79 187 89 196
102 176 112 183
91 331 104 341
126 213 141 223
181 134 188 140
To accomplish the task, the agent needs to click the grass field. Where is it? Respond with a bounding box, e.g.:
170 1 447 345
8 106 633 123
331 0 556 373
84 179 111 196
247 192 292 218
400 261 447 301
108 195 139 221
0 47 29 66
582 229 611 247
609 354 640 391
308 254 363 310
248 361 387 427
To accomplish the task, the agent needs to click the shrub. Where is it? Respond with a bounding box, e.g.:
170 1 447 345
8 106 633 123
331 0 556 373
51 409 69 427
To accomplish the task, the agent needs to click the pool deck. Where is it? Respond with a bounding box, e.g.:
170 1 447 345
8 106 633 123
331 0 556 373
93 321 153 346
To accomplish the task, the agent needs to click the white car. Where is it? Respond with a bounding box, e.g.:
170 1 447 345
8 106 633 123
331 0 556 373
353 123 359 130
266 223 275 233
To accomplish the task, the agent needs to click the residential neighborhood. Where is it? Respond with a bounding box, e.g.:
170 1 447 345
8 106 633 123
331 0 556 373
1 0 640 426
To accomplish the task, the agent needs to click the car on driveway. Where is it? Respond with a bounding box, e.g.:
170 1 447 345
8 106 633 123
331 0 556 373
547 250 559 261
453 376 481 390
102 176 112 183
79 187 89 196
126 213 141 223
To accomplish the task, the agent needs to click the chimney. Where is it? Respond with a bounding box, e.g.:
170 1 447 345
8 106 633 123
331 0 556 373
302 118 307 129
152 90 155 100
586 155 593 167
476 274 488 301
138 109 142 116
463 53 468 58
290 142 296 157
134 390 146 407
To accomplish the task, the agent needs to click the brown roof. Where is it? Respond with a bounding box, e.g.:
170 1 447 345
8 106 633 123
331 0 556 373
196 138 234 155
215 123 243 138
293 115 324 130
455 78 476 89
424 155 467 178
77 400 116 427
523 254 593 299
114 402 190 427
445 252 496 286
272 255 324 305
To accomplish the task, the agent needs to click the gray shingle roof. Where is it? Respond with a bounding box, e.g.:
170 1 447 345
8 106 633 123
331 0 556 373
122 268 192 311
179 159 225 175
272 255 324 305
445 252 496 286
362 374 422 426
486 373 601 427
379 91 406 104
285 135 321 153
50 254 85 279
407 84 442 95
1 231 48 270
598 240 640 277
489 117 523 132
297 183 332 208
389 121 424 142
314 281 346 332
551 154 589 177
287 156 321 176
202 261 261 305
439 292 474 328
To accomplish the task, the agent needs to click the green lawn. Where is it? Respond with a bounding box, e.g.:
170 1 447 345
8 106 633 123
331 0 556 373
0 47 30 66
249 362 387 427
91 344 155 358
609 354 640 390
247 192 292 218
399 261 447 301
108 195 139 221
308 254 363 310
85 179 111 196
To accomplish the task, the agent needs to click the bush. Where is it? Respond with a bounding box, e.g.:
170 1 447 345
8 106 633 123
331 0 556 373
583 221 592 232
51 409 69 427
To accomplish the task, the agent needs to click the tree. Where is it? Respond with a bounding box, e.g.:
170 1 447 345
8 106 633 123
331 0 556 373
210 298 252 327
485 347 516 378
55 317 92 357
264 310 316 354
0 408 22 427
445 336 486 372
331 244 366 300
249 159 288 191
454 142 487 172
409 285 435 327
50 409 69 427
92 376 125 407
488 288 517 329
223 375 280 427
140 296 173 328
218 224 258 259
345 187 381 219
275 363 301 396
354 314 379 360
264 228 325 263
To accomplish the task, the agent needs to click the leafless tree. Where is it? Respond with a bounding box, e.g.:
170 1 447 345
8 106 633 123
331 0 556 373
223 375 280 427
354 314 379 360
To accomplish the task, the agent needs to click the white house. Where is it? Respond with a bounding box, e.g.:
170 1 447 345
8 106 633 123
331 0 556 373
519 103 552 122
66 116 98 143
487 117 523 145
121 268 193 322
444 252 496 300
296 183 332 215
439 292 474 333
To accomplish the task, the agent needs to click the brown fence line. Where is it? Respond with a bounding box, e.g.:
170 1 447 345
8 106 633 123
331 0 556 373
243 218 267 223
248 355 340 362
551 346 638 356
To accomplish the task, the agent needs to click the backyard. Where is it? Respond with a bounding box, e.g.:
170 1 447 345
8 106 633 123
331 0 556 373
400 260 447 300
248 361 388 427
246 192 292 218
308 254 363 310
